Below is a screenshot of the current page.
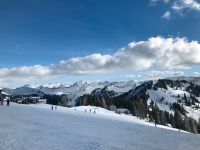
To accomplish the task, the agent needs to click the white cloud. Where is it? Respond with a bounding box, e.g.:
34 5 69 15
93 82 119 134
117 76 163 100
143 70 184 78
193 71 200 75
150 0 170 4
122 70 184 79
0 65 51 80
122 74 142 79
0 36 200 86
162 11 171 19
164 0 170 3
172 0 200 11
150 0 200 18
0 65 53 87
53 36 200 74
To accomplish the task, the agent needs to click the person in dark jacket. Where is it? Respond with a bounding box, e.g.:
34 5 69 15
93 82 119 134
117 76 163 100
0 90 3 105
7 99 10 106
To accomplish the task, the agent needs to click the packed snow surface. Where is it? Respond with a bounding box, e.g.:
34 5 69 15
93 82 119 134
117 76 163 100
0 103 200 150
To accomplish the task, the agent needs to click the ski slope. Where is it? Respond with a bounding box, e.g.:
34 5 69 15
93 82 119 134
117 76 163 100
0 103 200 150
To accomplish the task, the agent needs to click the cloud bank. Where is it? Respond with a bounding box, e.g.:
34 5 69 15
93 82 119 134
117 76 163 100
0 36 200 85
52 36 200 74
122 70 184 79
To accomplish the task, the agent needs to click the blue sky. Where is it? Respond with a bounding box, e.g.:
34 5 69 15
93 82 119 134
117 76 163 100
0 0 200 87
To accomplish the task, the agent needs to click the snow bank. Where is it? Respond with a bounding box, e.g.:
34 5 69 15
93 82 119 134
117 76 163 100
0 103 199 150
28 103 187 132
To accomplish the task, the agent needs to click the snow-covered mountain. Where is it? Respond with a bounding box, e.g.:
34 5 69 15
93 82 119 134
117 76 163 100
3 80 139 104
91 80 139 98
3 77 200 104
3 86 44 96
3 77 200 117
2 76 200 133
76 77 200 133
169 76 200 85
147 78 200 120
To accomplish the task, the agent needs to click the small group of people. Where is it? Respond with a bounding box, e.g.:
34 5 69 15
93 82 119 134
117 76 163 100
85 109 96 114
0 90 10 106
51 105 57 110
1 100 10 106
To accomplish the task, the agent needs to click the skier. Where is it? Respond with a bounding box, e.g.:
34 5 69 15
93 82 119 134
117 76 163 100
55 106 57 110
0 90 3 105
7 99 10 106
51 106 53 110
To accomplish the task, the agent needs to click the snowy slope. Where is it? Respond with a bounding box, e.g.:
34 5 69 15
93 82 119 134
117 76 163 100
147 86 191 112
148 81 200 120
0 103 200 150
105 80 139 94
148 89 176 113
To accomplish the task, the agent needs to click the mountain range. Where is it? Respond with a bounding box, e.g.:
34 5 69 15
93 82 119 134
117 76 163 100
2 76 200 133
2 77 200 118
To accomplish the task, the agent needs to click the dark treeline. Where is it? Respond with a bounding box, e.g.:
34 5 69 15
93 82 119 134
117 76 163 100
76 80 200 134
77 94 200 133
45 94 70 107
44 79 200 133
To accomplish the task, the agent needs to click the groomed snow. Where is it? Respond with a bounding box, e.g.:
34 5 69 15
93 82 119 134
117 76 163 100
0 103 200 150
27 104 184 131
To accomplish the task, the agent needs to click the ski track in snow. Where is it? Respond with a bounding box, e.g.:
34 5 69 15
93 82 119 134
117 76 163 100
0 103 200 150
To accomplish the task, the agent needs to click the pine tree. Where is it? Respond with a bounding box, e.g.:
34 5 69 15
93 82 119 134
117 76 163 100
152 103 160 124
160 96 164 102
170 114 175 127
159 110 166 125
189 117 197 134
184 93 191 106
164 111 170 123
174 110 184 129
183 116 191 132
197 118 200 133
